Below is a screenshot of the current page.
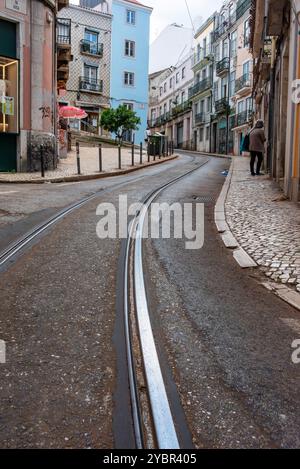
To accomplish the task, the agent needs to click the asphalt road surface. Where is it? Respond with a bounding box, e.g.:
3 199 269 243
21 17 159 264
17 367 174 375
0 153 299 448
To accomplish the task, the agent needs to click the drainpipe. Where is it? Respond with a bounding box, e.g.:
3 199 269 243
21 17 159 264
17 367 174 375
292 28 300 199
267 37 277 174
226 31 231 155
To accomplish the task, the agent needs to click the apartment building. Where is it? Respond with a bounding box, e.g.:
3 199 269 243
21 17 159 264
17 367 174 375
0 0 68 172
106 0 152 144
148 54 193 149
58 3 112 134
189 15 215 153
212 0 252 155
251 0 300 202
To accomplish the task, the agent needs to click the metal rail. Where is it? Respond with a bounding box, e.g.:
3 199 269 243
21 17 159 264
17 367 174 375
125 158 209 449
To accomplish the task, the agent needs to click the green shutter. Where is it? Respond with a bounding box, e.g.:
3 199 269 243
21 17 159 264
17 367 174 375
0 19 16 58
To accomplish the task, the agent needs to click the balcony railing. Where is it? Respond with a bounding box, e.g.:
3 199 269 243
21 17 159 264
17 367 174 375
57 18 71 45
215 98 229 114
236 0 251 21
79 76 103 93
216 57 229 76
188 77 212 99
172 100 192 116
235 73 251 93
80 39 103 57
195 112 210 125
192 44 213 69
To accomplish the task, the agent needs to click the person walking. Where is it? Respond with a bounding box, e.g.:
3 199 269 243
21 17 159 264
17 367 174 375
249 119 266 176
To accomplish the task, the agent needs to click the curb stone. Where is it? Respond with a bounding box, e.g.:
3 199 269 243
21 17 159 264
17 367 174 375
0 155 179 185
215 158 300 311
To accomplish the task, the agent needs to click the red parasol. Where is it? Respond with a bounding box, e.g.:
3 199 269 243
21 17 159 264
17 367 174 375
59 106 88 119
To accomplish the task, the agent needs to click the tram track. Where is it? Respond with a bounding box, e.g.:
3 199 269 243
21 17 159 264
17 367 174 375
0 154 209 449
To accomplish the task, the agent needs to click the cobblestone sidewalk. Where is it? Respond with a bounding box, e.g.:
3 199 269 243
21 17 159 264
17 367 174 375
0 145 148 182
226 156 300 292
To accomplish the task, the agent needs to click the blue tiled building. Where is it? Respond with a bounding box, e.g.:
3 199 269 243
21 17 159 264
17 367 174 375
109 0 152 144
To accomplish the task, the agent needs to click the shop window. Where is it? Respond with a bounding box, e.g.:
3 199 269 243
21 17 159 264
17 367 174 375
0 56 19 134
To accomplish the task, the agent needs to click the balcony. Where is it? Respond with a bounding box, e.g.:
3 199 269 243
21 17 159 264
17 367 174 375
215 98 229 115
57 19 72 90
216 57 229 77
172 100 192 117
58 0 69 11
192 45 213 71
195 112 210 125
79 76 103 93
266 0 287 36
188 77 212 100
235 0 251 21
232 110 253 128
235 73 252 96
80 39 103 57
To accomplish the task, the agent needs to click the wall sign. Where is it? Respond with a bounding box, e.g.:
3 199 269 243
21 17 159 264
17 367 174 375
5 0 27 15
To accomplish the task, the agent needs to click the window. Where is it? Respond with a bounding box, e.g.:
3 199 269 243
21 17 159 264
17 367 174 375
206 96 211 112
199 128 204 142
215 43 220 62
169 99 172 110
163 103 167 115
164 82 167 93
206 126 210 141
181 91 185 103
244 19 250 47
159 87 163 96
124 71 135 86
238 100 245 114
123 102 134 110
182 67 186 79
231 30 237 57
230 71 236 97
202 68 207 80
176 72 179 84
243 61 250 80
222 39 229 58
0 56 19 134
203 38 207 56
125 40 135 57
84 64 98 82
84 29 99 55
127 10 136 25
169 77 173 88
221 77 227 99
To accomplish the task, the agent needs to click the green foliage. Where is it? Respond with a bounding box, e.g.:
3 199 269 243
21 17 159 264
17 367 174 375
100 105 141 142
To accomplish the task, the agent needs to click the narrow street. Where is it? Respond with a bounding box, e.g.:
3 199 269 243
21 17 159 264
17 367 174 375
0 153 299 449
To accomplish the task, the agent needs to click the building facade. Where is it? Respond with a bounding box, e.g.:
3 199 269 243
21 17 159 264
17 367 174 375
106 0 152 144
212 0 253 155
148 54 193 149
250 0 300 202
58 3 112 134
190 16 214 153
0 0 67 172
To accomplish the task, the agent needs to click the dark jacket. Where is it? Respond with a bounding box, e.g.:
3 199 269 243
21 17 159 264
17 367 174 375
249 127 266 153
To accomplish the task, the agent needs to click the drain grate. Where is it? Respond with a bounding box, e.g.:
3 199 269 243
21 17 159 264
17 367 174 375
191 195 215 203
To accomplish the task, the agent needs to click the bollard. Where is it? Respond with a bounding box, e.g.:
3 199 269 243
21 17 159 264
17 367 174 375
159 141 162 159
40 144 45 178
153 142 156 161
171 140 174 155
147 142 150 162
131 141 135 166
98 143 103 172
140 142 143 165
118 144 121 170
76 141 81 175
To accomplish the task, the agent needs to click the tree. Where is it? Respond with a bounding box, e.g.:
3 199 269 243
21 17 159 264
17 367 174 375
100 105 141 143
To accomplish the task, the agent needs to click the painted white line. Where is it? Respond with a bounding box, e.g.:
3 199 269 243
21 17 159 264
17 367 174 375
0 191 19 194
280 318 300 334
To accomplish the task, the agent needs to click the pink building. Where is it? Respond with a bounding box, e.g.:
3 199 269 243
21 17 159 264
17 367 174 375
0 0 68 172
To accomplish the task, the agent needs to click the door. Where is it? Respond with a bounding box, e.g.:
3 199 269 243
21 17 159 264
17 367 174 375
177 123 184 148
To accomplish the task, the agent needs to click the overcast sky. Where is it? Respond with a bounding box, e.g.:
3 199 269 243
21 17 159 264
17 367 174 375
147 0 224 42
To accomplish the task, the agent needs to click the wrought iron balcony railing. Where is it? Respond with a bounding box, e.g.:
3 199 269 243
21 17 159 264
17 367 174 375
236 0 251 21
235 73 251 93
215 97 229 114
188 77 212 99
216 57 230 76
80 39 103 57
57 18 71 45
79 76 103 93
195 112 210 124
